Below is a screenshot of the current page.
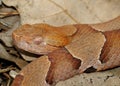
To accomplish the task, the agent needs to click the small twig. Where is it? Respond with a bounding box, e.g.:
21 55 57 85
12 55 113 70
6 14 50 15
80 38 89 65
3 72 12 86
0 67 14 74
0 11 19 18
7 79 11 86
0 12 18 15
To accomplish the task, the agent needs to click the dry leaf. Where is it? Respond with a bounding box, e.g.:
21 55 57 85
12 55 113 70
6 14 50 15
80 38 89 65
0 44 28 68
3 0 120 25
56 67 120 86
0 15 20 47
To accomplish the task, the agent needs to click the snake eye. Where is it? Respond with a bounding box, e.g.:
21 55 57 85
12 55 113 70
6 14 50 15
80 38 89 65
33 37 43 45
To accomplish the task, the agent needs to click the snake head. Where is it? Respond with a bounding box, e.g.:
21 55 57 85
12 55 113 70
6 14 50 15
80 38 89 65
12 23 77 54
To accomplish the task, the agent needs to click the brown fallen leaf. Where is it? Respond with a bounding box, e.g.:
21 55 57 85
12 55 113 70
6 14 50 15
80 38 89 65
56 67 120 86
3 0 120 25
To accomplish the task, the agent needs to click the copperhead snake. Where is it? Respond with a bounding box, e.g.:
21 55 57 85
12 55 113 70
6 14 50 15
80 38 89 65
12 16 120 86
